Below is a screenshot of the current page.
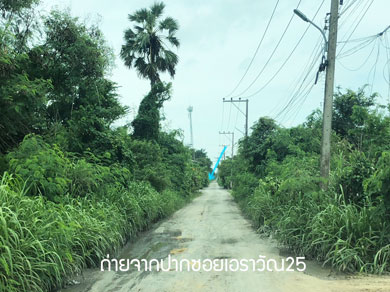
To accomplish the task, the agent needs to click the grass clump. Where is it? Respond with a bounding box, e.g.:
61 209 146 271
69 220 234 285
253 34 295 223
0 173 191 292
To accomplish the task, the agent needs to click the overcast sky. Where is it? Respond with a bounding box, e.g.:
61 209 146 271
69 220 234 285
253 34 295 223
41 0 390 164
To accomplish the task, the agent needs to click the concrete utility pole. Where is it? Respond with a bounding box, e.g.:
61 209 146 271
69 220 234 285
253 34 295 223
294 0 339 188
320 0 339 185
222 98 249 137
219 131 234 158
187 106 194 148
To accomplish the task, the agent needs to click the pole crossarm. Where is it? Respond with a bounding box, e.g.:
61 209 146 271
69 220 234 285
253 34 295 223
222 98 249 137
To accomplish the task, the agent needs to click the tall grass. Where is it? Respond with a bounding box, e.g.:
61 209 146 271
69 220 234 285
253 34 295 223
233 174 390 274
0 173 188 292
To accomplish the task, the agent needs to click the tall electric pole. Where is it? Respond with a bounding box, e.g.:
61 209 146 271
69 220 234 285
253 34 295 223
222 98 249 137
294 0 339 188
219 131 234 158
320 0 339 185
187 106 194 148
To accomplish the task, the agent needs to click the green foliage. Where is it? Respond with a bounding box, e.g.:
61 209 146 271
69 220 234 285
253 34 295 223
0 50 52 152
7 135 72 200
0 173 193 292
132 82 171 141
332 88 390 157
129 139 169 192
332 149 374 204
364 151 390 216
221 88 390 274
240 117 279 176
0 4 210 292
0 0 38 13
333 87 375 140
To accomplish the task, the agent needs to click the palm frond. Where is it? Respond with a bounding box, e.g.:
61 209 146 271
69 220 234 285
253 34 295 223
135 32 151 52
133 26 145 34
135 58 155 80
150 2 165 18
120 45 135 68
123 28 136 41
159 17 179 34
163 49 178 66
129 8 148 23
166 34 179 48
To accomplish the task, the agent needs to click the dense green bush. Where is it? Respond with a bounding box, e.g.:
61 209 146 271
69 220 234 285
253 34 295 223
220 88 390 274
364 151 390 216
7 135 72 200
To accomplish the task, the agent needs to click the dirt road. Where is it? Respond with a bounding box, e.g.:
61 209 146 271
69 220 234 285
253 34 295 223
60 182 390 292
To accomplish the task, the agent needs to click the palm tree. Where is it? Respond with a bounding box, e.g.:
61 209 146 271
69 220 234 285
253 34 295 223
120 2 180 87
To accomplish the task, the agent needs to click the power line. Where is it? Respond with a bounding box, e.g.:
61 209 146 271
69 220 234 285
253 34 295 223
366 38 381 96
219 102 225 132
277 74 317 123
337 0 374 57
242 0 326 99
271 38 323 120
267 36 322 117
281 80 316 125
337 37 377 71
383 33 390 99
338 36 376 58
226 102 232 131
339 0 361 17
230 0 303 98
338 0 364 31
223 0 280 98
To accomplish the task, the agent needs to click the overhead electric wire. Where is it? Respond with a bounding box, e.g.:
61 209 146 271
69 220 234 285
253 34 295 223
383 33 390 99
230 0 303 98
232 102 246 142
337 38 377 71
223 0 280 98
281 79 316 124
219 102 225 147
278 74 317 123
242 0 326 99
338 34 376 44
220 102 225 131
226 102 232 131
367 38 381 96
338 36 376 58
231 101 246 117
270 35 323 116
273 41 323 121
268 39 321 118
337 0 375 57
338 0 364 31
339 0 361 17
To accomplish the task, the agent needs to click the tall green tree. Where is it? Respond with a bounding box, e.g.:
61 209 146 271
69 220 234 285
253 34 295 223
0 0 51 153
121 2 180 141
120 1 179 87
31 11 126 154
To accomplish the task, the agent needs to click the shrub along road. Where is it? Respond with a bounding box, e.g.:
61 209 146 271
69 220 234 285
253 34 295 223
59 182 390 292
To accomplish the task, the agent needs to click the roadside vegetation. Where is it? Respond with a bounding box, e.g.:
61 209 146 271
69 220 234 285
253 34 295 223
219 87 390 274
0 1 211 291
